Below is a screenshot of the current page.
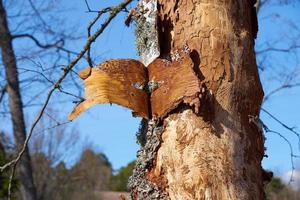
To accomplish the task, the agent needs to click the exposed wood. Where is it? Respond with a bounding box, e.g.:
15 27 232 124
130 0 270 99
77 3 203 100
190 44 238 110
70 53 203 120
78 67 92 80
129 0 265 199
142 0 265 199
69 59 149 120
70 0 265 199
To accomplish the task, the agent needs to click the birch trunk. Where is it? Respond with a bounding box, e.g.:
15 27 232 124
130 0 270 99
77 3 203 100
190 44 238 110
130 0 266 199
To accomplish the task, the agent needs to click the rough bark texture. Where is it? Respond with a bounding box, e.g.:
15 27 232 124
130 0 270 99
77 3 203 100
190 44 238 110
131 0 265 199
0 1 37 199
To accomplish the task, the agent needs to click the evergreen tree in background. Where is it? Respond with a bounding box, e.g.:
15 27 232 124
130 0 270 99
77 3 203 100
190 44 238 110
0 140 9 198
30 148 113 200
0 138 17 198
265 177 300 200
109 161 135 191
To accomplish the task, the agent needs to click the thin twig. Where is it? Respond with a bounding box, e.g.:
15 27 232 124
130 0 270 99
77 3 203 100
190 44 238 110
12 34 80 56
12 34 63 49
57 86 85 101
7 165 16 200
263 83 300 102
86 7 112 67
84 0 92 12
27 0 54 34
44 111 61 125
261 107 300 151
0 0 134 198
0 84 6 103
33 121 71 137
18 67 55 85
256 44 300 55
263 125 300 184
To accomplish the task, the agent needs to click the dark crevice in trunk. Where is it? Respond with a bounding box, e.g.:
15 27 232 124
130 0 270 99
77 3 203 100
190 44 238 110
157 13 173 57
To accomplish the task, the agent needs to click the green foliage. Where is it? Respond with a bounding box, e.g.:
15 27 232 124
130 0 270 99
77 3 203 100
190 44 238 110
0 139 17 199
31 148 112 200
70 149 112 192
0 142 9 198
265 177 285 195
109 161 135 192
265 177 300 200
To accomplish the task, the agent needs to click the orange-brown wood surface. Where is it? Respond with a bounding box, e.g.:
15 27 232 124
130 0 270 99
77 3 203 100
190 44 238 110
69 54 202 121
68 59 149 120
148 53 201 119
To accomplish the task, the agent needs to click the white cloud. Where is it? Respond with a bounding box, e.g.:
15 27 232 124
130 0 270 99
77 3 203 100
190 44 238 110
281 169 300 189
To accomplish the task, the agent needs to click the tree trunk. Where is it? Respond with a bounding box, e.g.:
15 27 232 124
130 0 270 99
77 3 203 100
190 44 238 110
0 1 37 199
129 0 266 199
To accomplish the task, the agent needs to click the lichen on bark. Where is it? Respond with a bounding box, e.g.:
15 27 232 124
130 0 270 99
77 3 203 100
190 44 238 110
133 0 160 66
128 119 169 200
130 0 265 199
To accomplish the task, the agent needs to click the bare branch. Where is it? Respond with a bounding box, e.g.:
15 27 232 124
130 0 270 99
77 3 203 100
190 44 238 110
33 120 71 137
27 0 54 34
18 67 55 85
263 123 300 184
1 1 134 198
57 86 85 101
261 108 300 153
259 109 300 184
12 33 63 48
86 6 112 67
261 108 300 139
263 83 300 102
0 84 6 103
256 44 300 55
84 0 92 12
7 164 16 200
11 33 81 58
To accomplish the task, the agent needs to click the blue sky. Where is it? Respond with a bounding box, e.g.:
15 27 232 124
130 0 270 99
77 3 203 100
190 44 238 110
67 1 300 175
257 2 300 178
2 0 300 179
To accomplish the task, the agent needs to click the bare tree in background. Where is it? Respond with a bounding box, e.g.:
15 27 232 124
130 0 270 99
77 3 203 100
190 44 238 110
255 0 300 184
0 0 299 199
0 0 81 199
29 109 81 200
0 0 134 199
256 0 300 101
0 1 37 198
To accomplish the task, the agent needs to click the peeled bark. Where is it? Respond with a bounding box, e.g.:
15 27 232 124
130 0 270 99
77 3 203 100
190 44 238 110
0 1 37 199
130 0 266 199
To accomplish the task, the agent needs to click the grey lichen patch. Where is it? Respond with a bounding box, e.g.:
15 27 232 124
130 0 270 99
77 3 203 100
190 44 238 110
146 80 163 93
132 80 163 94
170 44 191 61
128 119 169 200
134 0 160 66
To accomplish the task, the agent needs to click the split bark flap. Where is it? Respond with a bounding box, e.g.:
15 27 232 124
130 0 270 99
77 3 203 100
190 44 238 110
149 54 202 119
69 59 149 120
69 53 201 120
